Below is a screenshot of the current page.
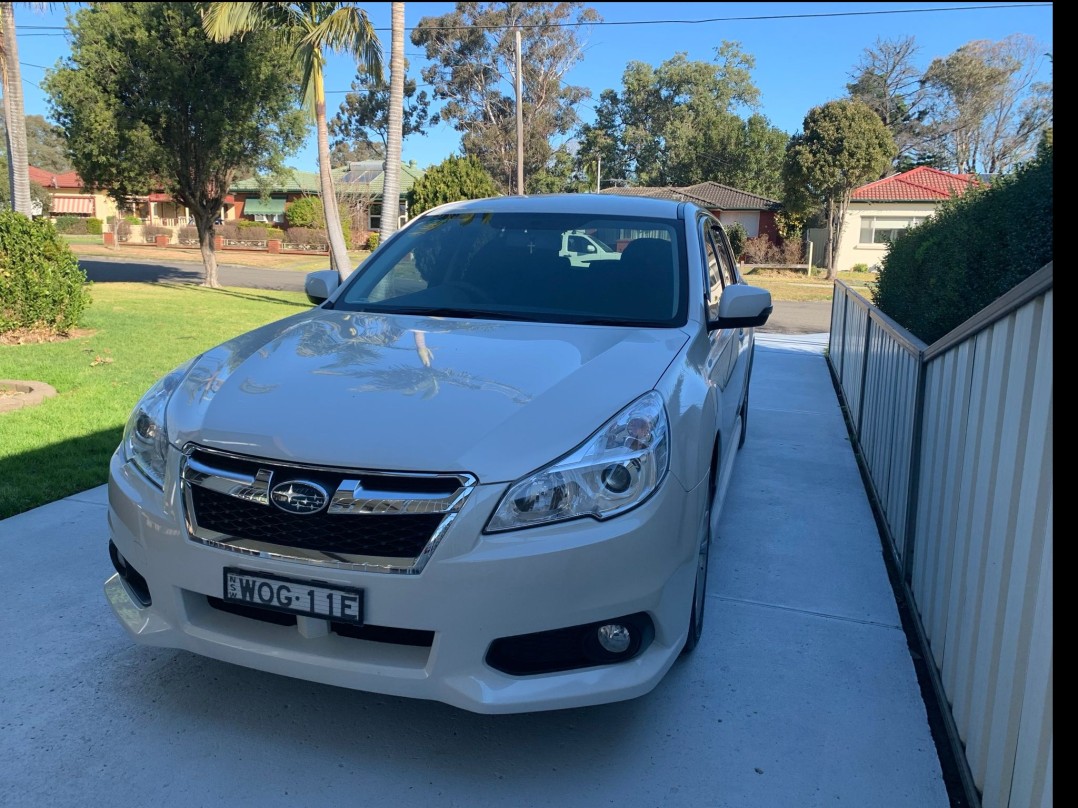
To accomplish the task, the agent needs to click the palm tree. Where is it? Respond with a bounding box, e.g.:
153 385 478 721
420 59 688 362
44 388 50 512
0 2 32 216
378 2 404 245
203 2 383 280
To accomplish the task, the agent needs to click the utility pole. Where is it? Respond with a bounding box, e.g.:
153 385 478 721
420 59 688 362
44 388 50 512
596 155 601 193
514 27 524 195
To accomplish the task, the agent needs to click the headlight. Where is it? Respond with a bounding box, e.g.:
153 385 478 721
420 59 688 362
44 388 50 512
121 358 197 488
487 391 669 532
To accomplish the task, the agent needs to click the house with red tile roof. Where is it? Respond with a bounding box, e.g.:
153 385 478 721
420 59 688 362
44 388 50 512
29 165 122 220
832 166 980 273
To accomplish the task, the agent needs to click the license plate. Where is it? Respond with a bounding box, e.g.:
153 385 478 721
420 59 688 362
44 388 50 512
223 568 364 625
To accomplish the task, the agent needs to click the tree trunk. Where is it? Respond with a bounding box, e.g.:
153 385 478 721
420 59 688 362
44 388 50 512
825 197 837 281
194 212 220 288
314 70 351 281
379 2 405 245
1 2 31 216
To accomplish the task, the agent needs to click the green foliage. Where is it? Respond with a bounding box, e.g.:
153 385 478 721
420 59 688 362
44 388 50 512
329 60 431 159
410 155 500 216
783 99 896 274
851 263 870 273
285 196 321 228
411 3 597 194
578 46 789 198
44 2 306 282
873 147 1052 343
54 215 86 234
86 218 103 235
0 210 91 334
723 222 748 258
366 232 380 250
283 196 349 245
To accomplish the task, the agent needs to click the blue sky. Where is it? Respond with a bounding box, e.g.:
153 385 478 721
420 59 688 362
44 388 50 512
14 2 1053 173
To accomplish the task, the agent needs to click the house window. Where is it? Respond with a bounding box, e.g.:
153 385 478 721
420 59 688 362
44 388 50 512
859 216 927 245
252 213 285 224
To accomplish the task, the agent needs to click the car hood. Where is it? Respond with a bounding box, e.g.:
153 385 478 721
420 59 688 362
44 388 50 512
167 309 689 482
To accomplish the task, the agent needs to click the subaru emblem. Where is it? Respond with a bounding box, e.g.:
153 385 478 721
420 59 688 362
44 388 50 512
269 480 328 515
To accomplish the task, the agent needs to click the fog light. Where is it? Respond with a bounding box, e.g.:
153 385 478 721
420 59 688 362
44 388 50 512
597 623 632 653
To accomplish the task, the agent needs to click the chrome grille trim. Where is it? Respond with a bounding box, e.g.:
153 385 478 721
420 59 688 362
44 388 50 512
328 479 472 515
179 445 477 575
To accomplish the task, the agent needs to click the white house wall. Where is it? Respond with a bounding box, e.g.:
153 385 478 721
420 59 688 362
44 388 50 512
718 210 760 238
835 201 941 273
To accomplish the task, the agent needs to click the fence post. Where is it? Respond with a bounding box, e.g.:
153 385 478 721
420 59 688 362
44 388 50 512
806 242 813 277
267 239 281 254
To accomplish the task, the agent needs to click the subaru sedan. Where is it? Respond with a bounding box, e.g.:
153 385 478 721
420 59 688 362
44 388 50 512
105 193 772 713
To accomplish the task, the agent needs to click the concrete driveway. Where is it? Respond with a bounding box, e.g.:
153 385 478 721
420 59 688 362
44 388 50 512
0 331 952 808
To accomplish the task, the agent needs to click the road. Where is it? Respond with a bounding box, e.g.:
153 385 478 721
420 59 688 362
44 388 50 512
78 257 833 335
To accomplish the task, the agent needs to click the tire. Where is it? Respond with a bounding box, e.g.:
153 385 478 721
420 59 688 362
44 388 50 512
682 467 714 654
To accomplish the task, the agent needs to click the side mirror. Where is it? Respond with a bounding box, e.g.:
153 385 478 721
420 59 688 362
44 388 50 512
709 284 772 330
305 270 340 304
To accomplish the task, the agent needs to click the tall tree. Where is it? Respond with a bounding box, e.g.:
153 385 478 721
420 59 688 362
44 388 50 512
379 2 404 244
410 154 499 216
576 45 789 198
46 2 305 287
782 99 896 279
0 113 73 173
0 3 30 215
412 2 599 194
920 34 1052 175
846 36 937 173
203 1 383 280
328 61 430 160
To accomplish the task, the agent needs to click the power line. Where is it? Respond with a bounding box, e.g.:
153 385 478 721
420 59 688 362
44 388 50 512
381 3 1051 32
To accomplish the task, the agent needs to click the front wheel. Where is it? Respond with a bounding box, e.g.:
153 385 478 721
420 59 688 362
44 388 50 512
682 469 714 654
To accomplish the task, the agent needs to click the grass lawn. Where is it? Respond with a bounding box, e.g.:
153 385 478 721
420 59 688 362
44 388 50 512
69 240 372 273
0 283 313 519
742 267 877 302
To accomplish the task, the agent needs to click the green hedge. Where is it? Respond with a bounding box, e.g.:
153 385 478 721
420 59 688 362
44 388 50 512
0 211 91 334
873 148 1053 344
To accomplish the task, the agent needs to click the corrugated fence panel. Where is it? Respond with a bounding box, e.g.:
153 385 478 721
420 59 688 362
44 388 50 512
982 295 1052 808
840 300 870 432
858 322 919 557
832 266 1051 808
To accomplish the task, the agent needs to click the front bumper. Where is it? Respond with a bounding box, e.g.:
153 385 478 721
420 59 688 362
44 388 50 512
105 447 706 714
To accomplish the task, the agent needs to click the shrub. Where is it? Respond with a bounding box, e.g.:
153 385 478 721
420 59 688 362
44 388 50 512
142 225 173 240
114 220 132 240
850 262 870 273
740 235 775 264
178 225 199 244
874 146 1053 343
284 227 328 247
218 223 243 241
124 215 141 224
54 215 83 234
285 196 320 228
265 227 285 240
86 218 103 235
366 232 380 251
776 238 804 264
723 222 747 259
0 210 91 335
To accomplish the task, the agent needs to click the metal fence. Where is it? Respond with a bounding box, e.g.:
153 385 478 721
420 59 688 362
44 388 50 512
828 263 1053 808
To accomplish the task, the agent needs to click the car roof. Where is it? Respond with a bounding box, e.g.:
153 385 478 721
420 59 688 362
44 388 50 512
423 193 691 220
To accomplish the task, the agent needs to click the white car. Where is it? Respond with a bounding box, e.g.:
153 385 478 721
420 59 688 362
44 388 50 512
105 193 772 714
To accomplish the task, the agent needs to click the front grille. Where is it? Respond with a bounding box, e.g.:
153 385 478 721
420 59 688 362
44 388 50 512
191 486 443 558
181 446 476 573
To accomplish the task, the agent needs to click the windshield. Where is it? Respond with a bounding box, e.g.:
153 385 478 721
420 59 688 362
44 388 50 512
333 212 687 326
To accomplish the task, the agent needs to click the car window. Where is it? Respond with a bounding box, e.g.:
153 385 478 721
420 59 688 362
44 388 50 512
701 221 724 301
335 213 688 327
710 225 739 287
